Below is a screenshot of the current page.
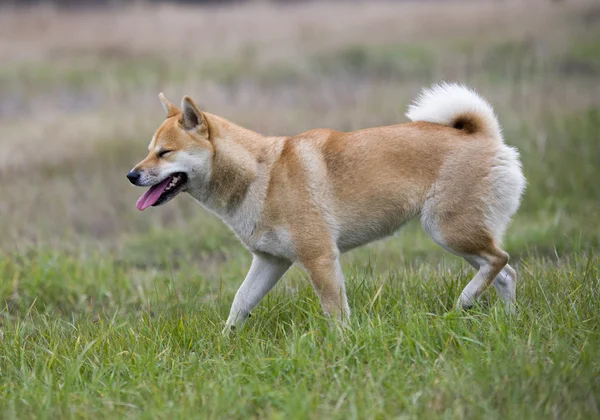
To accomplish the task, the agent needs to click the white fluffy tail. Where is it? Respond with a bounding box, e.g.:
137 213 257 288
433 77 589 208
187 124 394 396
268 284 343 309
406 83 503 142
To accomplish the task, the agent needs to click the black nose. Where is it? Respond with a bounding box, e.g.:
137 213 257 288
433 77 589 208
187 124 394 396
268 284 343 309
127 170 141 185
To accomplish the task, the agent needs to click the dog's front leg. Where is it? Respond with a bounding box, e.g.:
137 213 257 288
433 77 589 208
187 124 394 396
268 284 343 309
300 251 350 323
223 252 291 334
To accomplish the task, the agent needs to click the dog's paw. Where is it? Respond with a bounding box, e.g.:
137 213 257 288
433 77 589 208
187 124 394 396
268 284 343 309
221 323 236 337
503 302 517 316
222 312 251 337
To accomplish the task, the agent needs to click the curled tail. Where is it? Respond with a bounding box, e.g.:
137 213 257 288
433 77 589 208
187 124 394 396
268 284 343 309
406 82 503 142
410 82 526 244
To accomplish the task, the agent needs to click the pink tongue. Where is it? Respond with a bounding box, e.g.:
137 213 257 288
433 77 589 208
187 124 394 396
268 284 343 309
136 177 172 211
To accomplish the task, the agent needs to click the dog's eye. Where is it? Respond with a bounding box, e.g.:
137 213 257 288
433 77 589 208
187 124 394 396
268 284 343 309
157 150 172 158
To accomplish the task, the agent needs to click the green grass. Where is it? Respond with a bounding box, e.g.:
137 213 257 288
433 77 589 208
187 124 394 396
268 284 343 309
1 253 599 419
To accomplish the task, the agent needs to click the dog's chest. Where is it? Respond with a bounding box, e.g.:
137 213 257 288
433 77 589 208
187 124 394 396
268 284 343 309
249 228 296 260
216 197 295 260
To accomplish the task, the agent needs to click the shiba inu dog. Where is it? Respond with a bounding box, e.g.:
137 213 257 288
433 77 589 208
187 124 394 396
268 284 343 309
127 83 525 332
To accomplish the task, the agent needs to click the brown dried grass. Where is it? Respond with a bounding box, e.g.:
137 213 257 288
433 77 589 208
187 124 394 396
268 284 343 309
0 0 598 249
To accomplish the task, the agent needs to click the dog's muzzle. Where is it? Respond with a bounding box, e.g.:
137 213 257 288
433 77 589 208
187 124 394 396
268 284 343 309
127 170 141 185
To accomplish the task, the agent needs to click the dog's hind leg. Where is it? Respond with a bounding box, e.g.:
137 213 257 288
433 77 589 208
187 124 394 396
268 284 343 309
463 256 517 309
463 255 517 311
456 248 509 309
491 264 517 311
422 205 511 310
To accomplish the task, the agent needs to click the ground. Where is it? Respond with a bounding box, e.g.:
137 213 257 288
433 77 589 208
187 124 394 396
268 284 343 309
0 1 599 418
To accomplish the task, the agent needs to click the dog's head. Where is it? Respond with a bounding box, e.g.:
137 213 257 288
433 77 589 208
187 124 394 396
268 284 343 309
127 93 214 211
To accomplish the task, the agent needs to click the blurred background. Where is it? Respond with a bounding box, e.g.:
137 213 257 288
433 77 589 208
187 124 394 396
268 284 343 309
0 0 599 315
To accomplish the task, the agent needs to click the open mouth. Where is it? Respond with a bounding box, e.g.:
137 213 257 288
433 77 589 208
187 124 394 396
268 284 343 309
136 172 188 211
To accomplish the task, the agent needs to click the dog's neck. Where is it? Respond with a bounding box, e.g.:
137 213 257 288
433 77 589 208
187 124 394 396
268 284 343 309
187 113 275 242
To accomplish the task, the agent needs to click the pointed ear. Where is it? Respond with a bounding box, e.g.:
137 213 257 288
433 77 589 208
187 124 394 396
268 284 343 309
181 96 209 137
159 92 180 118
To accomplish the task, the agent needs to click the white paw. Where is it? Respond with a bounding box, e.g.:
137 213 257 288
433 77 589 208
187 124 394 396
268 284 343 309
222 323 236 337
222 311 251 336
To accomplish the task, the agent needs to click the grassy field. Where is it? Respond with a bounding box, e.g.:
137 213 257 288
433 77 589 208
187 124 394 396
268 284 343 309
1 1 600 418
